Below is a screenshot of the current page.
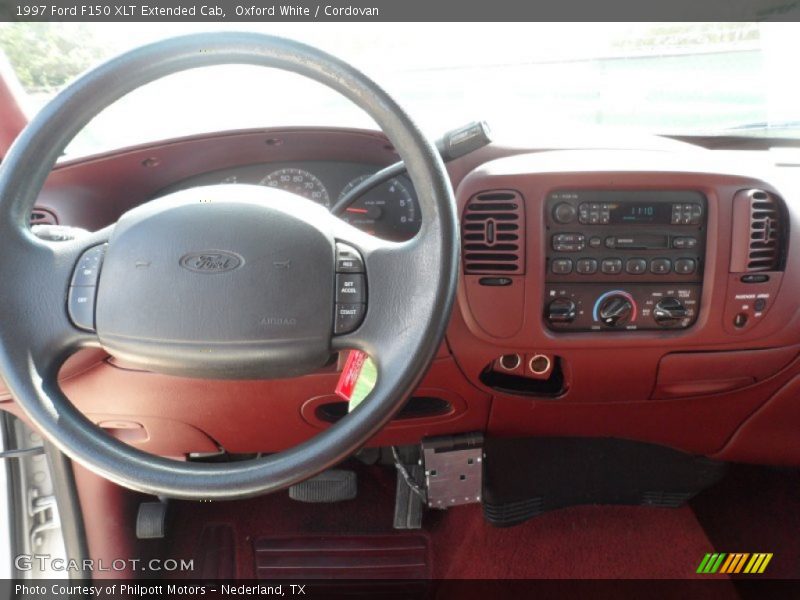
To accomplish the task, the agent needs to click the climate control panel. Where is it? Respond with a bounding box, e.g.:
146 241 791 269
545 284 701 331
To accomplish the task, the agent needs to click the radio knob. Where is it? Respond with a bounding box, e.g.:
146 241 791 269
547 297 577 324
598 294 634 327
653 297 688 326
552 202 577 224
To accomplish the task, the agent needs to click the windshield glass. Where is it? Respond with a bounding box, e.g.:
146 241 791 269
1 22 798 157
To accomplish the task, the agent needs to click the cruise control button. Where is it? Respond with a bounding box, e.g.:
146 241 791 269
334 303 366 334
600 258 623 274
551 258 573 274
576 258 598 274
650 258 672 274
68 286 97 331
625 258 647 275
71 244 106 287
335 243 364 273
336 274 366 303
674 258 696 274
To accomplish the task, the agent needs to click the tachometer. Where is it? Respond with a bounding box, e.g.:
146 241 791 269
259 168 330 207
338 175 418 240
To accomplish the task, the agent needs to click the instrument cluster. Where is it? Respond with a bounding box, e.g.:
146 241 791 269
162 161 420 241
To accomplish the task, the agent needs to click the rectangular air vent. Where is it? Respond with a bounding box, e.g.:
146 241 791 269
30 208 58 226
730 189 787 273
462 190 525 274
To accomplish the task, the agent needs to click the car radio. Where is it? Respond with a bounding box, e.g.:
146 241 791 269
544 190 706 331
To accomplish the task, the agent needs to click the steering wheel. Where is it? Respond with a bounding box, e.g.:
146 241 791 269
0 33 458 499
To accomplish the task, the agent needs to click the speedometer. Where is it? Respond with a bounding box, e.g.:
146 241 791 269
339 175 419 241
259 168 330 207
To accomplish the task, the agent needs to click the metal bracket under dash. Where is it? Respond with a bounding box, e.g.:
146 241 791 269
421 432 484 509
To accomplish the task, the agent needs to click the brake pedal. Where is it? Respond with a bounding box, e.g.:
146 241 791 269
289 469 357 503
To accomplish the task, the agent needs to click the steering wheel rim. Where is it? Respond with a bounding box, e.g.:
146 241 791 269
0 33 458 499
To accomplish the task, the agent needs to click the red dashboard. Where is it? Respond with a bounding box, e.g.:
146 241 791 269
2 127 800 466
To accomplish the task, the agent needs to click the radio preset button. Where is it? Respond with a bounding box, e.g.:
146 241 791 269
674 258 696 274
650 258 672 274
576 258 598 274
625 258 647 275
600 258 623 274
551 258 573 274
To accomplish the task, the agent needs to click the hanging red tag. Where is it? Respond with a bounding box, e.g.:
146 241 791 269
335 350 368 402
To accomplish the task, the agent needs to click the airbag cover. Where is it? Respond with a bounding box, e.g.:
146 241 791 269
95 185 335 378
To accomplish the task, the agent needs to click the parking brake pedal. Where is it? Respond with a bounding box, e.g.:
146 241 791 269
136 499 168 539
289 469 357 503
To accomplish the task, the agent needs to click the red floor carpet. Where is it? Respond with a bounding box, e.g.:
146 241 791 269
428 503 714 579
160 463 795 581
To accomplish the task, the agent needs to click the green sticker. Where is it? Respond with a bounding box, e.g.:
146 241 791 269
349 356 377 412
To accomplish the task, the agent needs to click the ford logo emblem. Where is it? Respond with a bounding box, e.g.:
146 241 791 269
179 251 243 273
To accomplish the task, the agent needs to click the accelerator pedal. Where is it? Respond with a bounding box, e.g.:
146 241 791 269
289 469 357 503
394 463 425 530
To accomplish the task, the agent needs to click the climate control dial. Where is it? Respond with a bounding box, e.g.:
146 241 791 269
547 297 577 324
593 290 637 328
653 296 688 326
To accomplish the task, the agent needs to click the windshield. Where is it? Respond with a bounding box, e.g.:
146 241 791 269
1 22 799 157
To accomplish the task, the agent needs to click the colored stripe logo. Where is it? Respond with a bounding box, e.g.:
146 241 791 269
697 552 772 574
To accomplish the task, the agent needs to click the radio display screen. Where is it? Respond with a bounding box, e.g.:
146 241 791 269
609 202 672 224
